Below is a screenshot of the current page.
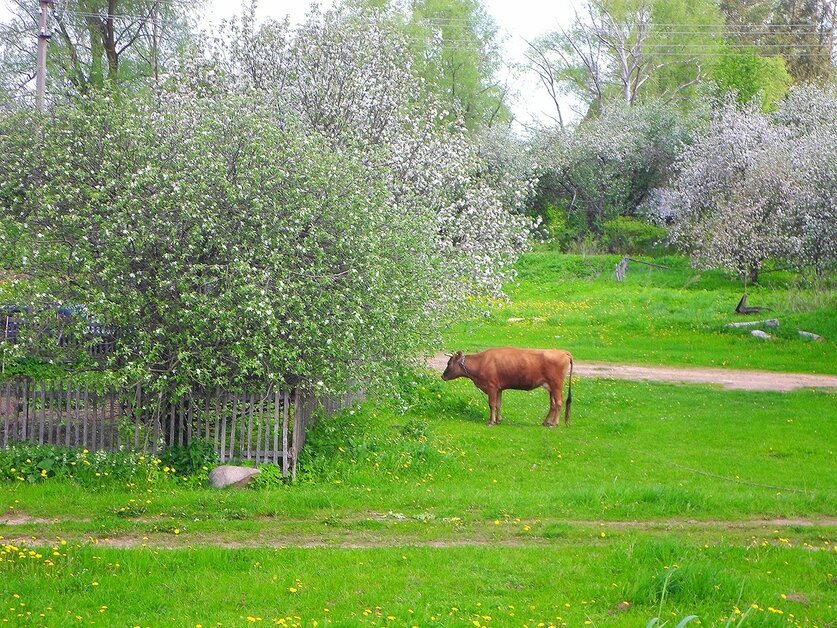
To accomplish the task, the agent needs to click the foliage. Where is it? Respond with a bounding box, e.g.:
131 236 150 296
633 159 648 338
602 216 668 254
403 0 511 129
1 5 534 399
659 85 837 280
0 0 200 103
720 0 835 83
249 463 285 489
0 441 218 486
710 51 793 110
527 0 724 118
533 99 699 236
199 5 534 300
0 443 168 485
0 94 407 396
159 439 218 478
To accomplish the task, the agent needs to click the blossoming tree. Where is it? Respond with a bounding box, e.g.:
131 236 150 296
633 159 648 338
0 4 533 399
659 85 837 280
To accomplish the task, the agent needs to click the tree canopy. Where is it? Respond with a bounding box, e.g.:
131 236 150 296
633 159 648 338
0 5 533 397
0 0 198 104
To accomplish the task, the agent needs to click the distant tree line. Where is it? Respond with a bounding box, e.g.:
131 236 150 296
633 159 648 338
520 0 836 281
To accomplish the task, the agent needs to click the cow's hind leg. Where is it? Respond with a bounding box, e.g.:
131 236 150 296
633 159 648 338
542 384 557 427
550 387 563 427
552 374 568 426
541 382 563 427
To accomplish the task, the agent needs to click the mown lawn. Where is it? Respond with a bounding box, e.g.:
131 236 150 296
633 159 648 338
446 252 837 373
1 252 835 626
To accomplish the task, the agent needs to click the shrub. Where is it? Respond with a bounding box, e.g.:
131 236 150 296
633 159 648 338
159 439 219 478
602 217 668 255
250 463 285 489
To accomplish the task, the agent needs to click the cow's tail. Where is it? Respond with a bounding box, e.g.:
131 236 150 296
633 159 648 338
564 354 573 425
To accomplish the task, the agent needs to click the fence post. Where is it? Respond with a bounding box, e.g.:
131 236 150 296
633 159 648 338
245 392 254 461
220 393 228 462
281 390 288 476
255 392 263 464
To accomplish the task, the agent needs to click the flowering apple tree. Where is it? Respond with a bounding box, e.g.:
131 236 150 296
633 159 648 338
659 86 836 280
194 4 534 301
0 4 534 398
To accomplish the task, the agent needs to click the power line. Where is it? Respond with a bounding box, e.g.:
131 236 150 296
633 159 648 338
57 10 179 23
639 43 832 49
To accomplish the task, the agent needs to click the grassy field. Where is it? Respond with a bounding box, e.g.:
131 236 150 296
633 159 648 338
447 252 837 373
1 253 835 626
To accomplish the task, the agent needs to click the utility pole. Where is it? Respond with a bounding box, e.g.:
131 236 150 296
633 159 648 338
35 0 53 111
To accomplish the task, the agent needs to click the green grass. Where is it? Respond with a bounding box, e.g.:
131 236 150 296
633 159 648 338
2 374 835 624
3 537 834 626
1 252 835 625
3 377 835 523
447 252 837 373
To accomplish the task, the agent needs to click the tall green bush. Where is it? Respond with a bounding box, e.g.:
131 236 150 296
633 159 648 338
602 217 667 255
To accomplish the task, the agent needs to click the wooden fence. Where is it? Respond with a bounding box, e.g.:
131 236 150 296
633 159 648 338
0 379 363 478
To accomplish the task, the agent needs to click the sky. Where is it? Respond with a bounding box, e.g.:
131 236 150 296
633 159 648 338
1 0 580 127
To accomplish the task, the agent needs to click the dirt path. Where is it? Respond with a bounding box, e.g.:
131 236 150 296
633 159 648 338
427 354 837 392
3 515 835 549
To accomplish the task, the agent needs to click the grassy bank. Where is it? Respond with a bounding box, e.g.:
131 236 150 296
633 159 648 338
446 253 836 373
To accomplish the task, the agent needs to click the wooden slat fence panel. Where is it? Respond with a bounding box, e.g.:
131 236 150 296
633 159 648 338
0 378 364 475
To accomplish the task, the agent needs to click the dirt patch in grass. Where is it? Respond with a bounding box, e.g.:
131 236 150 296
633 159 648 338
5 516 834 549
0 512 63 526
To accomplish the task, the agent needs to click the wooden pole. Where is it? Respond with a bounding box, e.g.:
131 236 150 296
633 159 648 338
35 0 53 111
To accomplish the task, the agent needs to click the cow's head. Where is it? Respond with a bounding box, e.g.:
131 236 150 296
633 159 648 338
441 351 466 380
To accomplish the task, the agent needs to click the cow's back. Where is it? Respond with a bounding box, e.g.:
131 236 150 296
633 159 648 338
476 347 570 390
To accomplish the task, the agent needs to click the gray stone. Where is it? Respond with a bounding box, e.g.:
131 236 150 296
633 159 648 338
726 318 779 328
798 330 823 341
750 330 772 339
208 465 261 489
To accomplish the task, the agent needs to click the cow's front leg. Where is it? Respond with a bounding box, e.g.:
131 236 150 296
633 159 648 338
487 389 501 425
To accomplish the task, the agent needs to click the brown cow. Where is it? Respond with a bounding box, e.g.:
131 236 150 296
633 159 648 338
441 347 574 427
